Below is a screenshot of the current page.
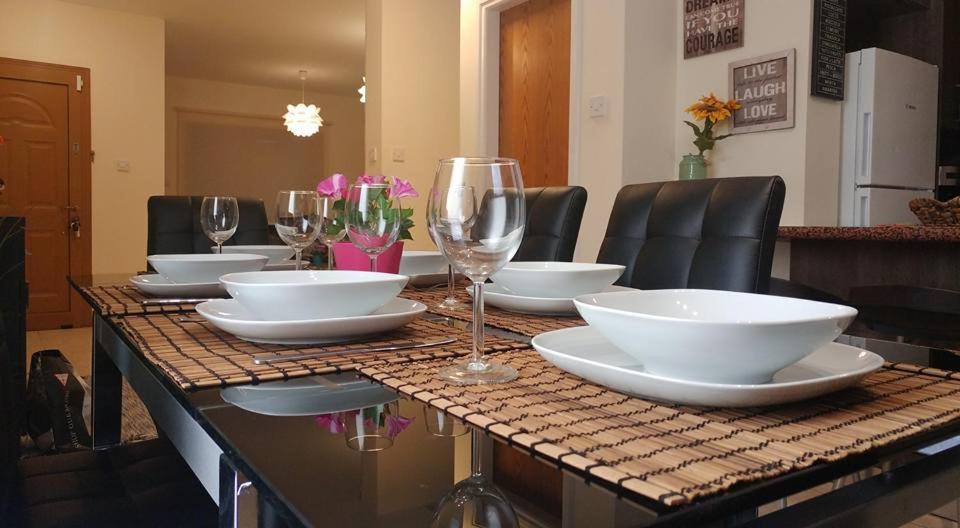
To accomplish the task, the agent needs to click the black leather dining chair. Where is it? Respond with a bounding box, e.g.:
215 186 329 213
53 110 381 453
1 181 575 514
597 176 785 293
147 196 272 255
513 186 587 262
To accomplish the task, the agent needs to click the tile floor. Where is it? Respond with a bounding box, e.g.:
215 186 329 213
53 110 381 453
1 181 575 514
21 327 960 527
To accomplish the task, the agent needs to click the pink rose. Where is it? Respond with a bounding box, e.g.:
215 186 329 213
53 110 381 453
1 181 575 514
316 173 347 199
385 415 414 438
356 174 387 186
390 177 419 199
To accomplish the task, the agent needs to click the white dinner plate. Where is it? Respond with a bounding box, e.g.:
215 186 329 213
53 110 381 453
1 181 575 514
469 284 635 315
196 297 426 344
129 274 226 297
531 326 884 407
220 374 398 417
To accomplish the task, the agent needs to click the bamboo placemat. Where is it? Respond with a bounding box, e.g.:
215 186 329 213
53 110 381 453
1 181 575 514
78 284 205 316
361 349 960 507
113 314 530 391
403 287 585 337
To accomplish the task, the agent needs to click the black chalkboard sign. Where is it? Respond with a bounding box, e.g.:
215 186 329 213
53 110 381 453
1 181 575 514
811 0 846 100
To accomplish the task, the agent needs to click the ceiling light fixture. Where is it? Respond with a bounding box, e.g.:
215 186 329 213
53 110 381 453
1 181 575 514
283 70 323 137
358 76 366 104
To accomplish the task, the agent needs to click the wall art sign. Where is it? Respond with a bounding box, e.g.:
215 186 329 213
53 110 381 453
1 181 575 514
729 49 796 134
811 0 847 100
683 0 745 59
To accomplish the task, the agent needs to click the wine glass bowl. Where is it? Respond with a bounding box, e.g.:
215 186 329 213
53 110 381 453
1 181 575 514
275 190 322 270
428 158 526 385
344 183 402 272
200 196 239 254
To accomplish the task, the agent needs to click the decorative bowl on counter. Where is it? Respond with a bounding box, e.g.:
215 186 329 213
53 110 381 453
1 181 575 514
147 253 268 284
573 289 858 385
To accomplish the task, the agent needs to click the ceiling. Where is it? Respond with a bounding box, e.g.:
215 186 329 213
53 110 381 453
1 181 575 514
63 0 366 95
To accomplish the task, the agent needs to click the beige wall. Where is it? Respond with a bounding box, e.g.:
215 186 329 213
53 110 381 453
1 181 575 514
366 0 461 250
165 76 365 199
673 0 843 226
0 0 165 274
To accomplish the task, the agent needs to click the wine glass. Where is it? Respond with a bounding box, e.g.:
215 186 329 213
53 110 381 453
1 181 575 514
200 196 239 254
318 196 346 270
275 191 322 270
428 158 525 385
344 183 401 272
431 428 518 528
426 191 465 311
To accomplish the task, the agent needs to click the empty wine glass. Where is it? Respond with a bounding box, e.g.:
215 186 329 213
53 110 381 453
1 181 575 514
426 192 465 311
344 183 401 272
431 428 518 528
275 191 322 270
428 158 525 385
318 196 346 270
200 196 239 254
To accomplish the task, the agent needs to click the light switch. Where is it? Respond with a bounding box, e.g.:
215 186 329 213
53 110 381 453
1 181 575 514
588 96 608 118
368 147 378 163
115 160 130 172
392 147 406 162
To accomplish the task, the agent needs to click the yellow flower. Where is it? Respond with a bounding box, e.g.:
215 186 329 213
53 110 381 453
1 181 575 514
685 93 741 123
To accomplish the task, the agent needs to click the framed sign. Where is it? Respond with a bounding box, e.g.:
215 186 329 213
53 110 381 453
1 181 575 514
811 0 846 100
683 0 745 59
729 49 796 134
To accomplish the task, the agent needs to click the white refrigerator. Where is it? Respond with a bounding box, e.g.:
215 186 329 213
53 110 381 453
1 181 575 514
840 48 939 226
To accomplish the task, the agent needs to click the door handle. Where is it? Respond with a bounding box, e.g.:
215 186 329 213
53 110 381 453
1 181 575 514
63 205 80 239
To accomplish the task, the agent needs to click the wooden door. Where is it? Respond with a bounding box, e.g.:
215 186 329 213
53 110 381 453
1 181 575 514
0 59 92 330
498 0 571 188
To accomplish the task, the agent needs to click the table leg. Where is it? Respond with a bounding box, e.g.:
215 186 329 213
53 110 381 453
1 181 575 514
91 315 121 448
219 455 258 528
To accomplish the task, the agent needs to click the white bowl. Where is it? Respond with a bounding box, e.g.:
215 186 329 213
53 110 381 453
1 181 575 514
398 250 447 276
573 289 858 385
491 262 625 298
147 253 268 284
219 270 409 321
214 245 295 264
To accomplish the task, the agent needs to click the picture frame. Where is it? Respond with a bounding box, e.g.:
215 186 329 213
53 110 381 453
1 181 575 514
728 48 796 134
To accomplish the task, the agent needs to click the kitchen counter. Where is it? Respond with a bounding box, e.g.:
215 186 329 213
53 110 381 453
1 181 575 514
779 225 960 243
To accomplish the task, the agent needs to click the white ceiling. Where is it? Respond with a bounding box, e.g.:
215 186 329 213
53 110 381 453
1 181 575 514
63 0 366 95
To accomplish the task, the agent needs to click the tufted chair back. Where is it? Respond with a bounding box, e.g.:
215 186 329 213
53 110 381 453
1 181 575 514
512 186 587 262
596 176 785 293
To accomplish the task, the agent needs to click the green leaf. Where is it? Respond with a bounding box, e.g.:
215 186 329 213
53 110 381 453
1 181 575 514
713 133 733 141
683 120 703 136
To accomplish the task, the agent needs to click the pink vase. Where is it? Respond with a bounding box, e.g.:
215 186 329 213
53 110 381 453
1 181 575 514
333 241 405 274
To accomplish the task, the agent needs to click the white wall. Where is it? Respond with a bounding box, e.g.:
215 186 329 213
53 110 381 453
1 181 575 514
0 0 165 274
673 0 843 226
366 0 461 250
165 76 365 197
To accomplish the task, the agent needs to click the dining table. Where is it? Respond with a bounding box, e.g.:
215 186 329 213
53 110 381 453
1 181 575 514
70 274 960 528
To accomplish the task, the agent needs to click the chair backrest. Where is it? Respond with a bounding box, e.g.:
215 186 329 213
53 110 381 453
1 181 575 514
597 176 785 293
512 186 587 262
147 196 271 255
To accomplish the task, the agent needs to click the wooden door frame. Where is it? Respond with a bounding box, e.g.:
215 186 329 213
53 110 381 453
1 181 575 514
475 0 582 187
0 57 93 329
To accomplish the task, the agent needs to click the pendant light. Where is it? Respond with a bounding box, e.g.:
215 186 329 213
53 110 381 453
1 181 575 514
283 70 323 137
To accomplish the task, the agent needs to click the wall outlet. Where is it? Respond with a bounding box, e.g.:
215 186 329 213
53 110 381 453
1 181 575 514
115 160 130 172
588 96 608 118
392 147 406 162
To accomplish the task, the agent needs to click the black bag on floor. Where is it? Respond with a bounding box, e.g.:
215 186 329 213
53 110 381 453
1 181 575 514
25 350 92 452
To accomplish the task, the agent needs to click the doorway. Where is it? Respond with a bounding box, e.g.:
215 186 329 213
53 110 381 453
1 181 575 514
498 0 571 188
0 58 92 330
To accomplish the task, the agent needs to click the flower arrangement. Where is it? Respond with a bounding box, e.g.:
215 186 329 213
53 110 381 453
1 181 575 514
315 173 418 241
314 404 414 440
683 93 741 156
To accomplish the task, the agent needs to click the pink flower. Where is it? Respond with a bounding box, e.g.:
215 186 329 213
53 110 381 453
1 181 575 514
356 174 387 186
386 415 414 438
314 413 345 434
390 177 419 199
316 173 347 199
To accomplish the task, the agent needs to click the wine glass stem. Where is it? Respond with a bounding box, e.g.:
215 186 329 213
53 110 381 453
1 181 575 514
470 428 483 478
217 243 222 254
446 265 456 301
326 244 334 270
369 255 377 273
295 248 303 271
472 281 485 366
